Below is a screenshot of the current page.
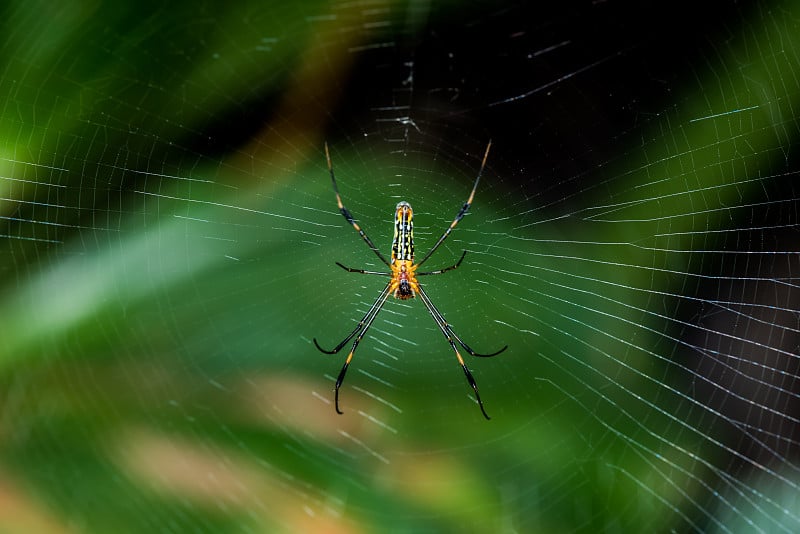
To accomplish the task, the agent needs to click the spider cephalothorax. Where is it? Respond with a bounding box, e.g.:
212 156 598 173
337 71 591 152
392 261 417 299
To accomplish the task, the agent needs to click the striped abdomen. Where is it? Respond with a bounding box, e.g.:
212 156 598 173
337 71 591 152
392 201 414 263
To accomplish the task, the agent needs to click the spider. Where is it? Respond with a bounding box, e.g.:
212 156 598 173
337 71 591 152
313 142 507 420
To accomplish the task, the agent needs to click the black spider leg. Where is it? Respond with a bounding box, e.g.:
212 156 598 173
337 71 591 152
325 142 391 267
337 249 468 276
334 262 392 275
416 250 467 276
335 247 466 285
416 141 492 269
416 285 507 359
313 282 393 414
416 284 506 420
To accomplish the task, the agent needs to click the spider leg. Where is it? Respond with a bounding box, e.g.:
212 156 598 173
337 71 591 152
416 250 467 276
416 141 491 268
325 143 391 267
314 282 392 414
332 283 392 414
449 329 508 358
417 285 506 357
313 282 392 354
335 262 392 275
416 284 501 420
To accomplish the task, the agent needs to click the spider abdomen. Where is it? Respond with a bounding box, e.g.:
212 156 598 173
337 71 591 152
392 201 414 263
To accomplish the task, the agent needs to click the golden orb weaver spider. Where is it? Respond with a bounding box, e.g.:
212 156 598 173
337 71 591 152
313 142 507 420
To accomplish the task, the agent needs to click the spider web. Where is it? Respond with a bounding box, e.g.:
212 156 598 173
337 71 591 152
1 0 799 532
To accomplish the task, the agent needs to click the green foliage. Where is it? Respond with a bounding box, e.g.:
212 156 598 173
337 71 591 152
1 0 799 532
